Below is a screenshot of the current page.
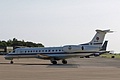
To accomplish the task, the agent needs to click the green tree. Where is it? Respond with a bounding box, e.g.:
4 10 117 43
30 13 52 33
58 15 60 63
0 41 7 47
0 38 44 47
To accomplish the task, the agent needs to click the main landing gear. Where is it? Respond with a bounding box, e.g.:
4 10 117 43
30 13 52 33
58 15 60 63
51 60 57 64
51 59 67 64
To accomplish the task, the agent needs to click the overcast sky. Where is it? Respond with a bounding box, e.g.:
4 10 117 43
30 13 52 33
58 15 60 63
0 0 120 52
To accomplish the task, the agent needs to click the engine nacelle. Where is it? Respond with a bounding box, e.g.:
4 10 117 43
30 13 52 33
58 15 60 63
63 45 82 52
82 45 101 51
94 53 100 56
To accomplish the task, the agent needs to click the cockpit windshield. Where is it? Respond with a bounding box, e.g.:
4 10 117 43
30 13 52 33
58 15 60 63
12 50 15 53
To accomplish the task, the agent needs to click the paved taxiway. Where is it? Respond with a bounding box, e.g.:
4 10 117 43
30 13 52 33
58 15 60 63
0 56 120 80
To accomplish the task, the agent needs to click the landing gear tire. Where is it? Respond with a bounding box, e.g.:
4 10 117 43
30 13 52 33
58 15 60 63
51 61 57 64
62 60 67 64
85 56 90 58
10 61 14 64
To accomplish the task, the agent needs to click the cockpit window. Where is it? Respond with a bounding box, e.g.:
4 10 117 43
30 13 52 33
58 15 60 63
13 50 15 53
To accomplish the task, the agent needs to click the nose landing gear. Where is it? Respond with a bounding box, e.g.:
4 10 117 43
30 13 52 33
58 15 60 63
10 60 14 64
62 59 67 64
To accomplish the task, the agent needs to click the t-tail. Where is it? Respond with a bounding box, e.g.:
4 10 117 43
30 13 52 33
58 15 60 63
82 29 113 47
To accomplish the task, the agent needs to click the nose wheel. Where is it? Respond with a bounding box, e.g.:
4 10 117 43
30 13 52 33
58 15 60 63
10 61 14 64
62 59 67 64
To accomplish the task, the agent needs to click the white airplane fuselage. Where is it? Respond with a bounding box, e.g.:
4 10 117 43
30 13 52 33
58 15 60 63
5 45 100 60
4 29 113 64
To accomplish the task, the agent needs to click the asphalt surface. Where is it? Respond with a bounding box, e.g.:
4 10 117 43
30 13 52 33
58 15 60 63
0 56 120 80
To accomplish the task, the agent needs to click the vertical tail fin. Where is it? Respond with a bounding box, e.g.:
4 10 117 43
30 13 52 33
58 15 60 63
88 29 112 46
101 41 108 51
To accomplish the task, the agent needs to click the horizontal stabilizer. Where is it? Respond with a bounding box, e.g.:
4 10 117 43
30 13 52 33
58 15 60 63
96 29 113 33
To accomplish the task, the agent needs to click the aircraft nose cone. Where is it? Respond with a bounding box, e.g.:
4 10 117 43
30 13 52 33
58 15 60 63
4 55 8 59
4 54 13 60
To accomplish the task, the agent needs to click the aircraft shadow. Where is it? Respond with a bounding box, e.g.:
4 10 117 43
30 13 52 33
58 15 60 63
22 63 80 68
0 62 80 68
0 63 11 64
0 62 50 65
47 64 80 68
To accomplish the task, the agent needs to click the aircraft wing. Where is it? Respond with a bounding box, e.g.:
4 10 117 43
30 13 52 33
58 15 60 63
37 54 50 59
37 53 78 60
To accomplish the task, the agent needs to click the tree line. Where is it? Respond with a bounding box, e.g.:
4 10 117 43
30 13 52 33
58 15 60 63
0 38 44 47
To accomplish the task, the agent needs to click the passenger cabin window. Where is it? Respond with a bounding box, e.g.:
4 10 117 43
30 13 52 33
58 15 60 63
12 50 15 53
39 50 41 52
20 51 22 53
48 50 50 52
13 50 15 53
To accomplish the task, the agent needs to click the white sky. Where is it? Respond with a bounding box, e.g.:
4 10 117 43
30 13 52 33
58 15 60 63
0 0 120 52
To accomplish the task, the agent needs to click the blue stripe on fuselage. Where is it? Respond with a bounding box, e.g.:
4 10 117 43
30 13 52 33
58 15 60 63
6 51 99 56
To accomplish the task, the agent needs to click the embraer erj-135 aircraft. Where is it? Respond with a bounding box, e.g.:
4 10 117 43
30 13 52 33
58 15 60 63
4 29 113 64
